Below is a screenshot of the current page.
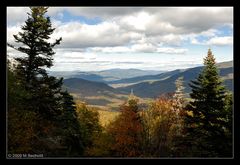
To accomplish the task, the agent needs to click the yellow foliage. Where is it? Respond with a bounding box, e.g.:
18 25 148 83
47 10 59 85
93 109 120 127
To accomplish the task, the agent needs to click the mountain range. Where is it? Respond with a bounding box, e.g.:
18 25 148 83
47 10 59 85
50 68 164 82
117 62 233 98
62 61 233 108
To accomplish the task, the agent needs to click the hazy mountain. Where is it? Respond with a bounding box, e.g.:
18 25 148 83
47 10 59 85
216 61 233 68
51 68 164 82
62 78 129 109
48 71 80 79
62 61 232 106
117 61 233 98
109 69 184 85
63 78 118 97
70 72 107 82
91 68 164 81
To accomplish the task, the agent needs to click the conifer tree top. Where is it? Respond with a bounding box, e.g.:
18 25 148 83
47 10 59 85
204 48 216 66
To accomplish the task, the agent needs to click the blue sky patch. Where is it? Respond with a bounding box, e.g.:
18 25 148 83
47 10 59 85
52 10 102 25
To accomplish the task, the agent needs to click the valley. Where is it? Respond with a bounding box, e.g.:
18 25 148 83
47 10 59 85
7 6 233 157
59 61 233 112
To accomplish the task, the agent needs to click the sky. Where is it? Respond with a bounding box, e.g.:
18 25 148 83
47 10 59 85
7 7 233 71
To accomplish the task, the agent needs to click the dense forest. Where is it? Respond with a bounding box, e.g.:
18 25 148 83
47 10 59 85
7 7 233 158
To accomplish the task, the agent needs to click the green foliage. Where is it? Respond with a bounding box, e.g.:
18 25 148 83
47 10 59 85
8 62 32 111
52 91 84 156
76 103 102 155
7 7 84 157
10 7 63 118
84 131 114 157
183 49 232 157
8 66 37 153
13 7 61 80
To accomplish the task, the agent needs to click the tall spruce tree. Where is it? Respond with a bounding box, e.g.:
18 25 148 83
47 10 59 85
12 7 62 85
183 49 232 157
9 7 62 117
8 7 84 156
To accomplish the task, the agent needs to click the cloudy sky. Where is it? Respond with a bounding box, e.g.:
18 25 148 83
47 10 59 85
7 7 233 71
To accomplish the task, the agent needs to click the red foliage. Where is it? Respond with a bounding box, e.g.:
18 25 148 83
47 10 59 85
108 103 143 157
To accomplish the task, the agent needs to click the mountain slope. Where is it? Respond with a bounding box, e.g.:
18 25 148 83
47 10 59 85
70 72 107 82
117 61 233 98
63 78 117 97
91 68 164 81
63 78 129 109
109 69 183 85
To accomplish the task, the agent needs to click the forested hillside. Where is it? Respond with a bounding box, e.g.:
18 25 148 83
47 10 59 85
7 7 233 158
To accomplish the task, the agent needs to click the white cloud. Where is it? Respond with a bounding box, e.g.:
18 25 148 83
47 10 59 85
191 38 200 45
90 45 155 54
90 47 131 53
207 36 233 46
7 25 23 46
7 7 30 25
62 7 233 34
200 29 219 37
157 7 233 33
132 43 156 53
8 7 233 50
188 28 229 46
89 45 187 54
62 7 144 19
161 34 182 46
148 34 183 46
57 52 96 60
157 47 188 54
118 11 154 31
7 7 233 71
190 34 233 46
53 49 97 62
53 7 232 30
51 21 141 48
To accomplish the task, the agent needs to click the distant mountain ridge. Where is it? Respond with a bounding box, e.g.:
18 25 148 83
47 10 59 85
91 68 164 81
62 61 233 106
50 68 164 82
117 61 233 98
109 69 184 85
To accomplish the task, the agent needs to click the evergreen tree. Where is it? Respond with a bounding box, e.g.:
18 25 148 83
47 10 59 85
10 7 62 85
8 7 84 156
56 91 84 156
183 49 232 157
9 7 62 117
7 60 38 153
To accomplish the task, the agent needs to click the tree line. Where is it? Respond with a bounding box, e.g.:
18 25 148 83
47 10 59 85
7 7 232 157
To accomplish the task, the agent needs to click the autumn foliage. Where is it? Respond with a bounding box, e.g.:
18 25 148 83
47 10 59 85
107 98 143 157
7 6 232 157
